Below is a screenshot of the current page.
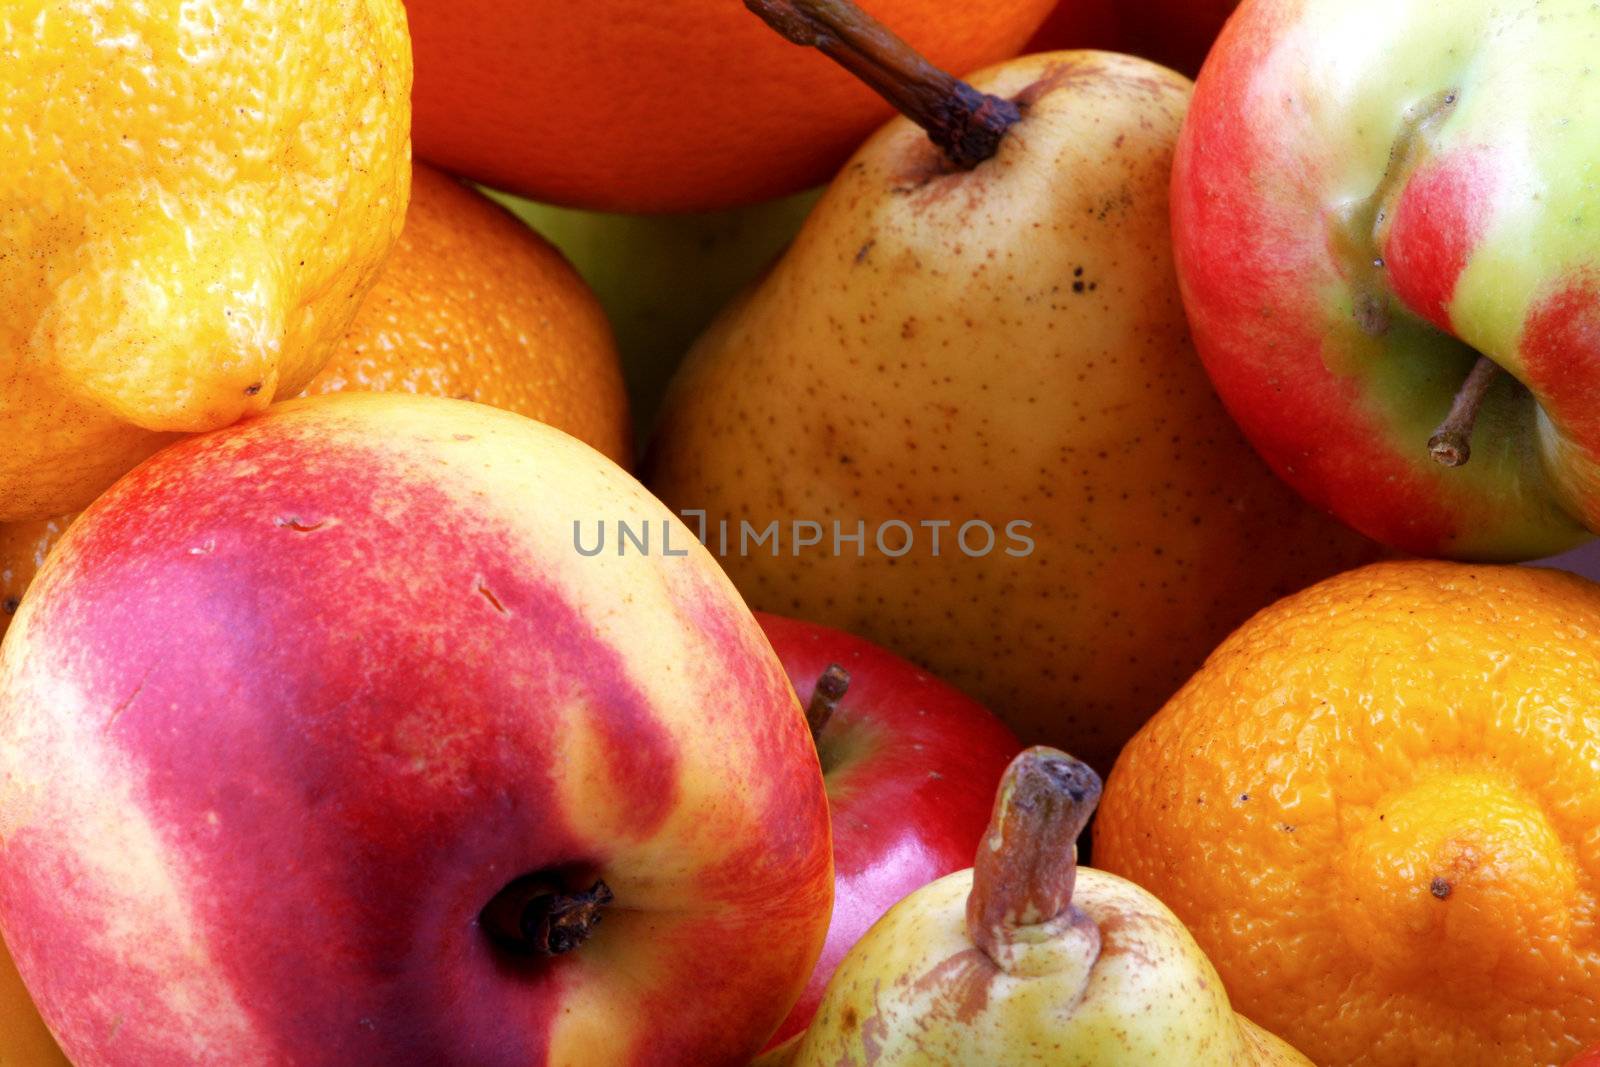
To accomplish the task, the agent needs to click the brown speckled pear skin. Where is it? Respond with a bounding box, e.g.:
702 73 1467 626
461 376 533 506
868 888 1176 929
644 50 1382 771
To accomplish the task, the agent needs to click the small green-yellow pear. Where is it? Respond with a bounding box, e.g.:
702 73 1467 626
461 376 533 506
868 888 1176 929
760 748 1311 1066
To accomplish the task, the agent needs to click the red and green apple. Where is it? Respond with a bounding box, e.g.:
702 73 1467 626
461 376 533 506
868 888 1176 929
1172 0 1600 559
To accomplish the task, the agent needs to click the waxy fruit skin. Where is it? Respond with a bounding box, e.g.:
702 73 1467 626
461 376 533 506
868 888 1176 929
0 393 833 1067
1174 0 1600 559
757 613 1021 1046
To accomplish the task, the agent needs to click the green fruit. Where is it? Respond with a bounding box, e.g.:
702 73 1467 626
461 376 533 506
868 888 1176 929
491 189 820 437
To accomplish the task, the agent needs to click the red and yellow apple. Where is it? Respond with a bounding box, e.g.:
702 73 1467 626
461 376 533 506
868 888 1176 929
757 613 1021 1047
1173 0 1600 559
0 393 833 1066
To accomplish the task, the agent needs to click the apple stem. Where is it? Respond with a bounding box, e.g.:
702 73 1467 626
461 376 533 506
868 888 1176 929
806 664 851 740
482 875 614 957
743 0 1020 170
1428 355 1501 468
966 747 1102 964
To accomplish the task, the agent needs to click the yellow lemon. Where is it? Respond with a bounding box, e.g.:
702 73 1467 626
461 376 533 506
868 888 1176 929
0 0 412 522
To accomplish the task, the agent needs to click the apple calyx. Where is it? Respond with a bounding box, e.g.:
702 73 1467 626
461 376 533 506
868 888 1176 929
743 0 1019 170
965 747 1102 974
1428 355 1502 467
805 664 850 741
481 874 614 957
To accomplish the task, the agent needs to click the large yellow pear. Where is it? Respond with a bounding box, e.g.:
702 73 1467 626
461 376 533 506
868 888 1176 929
646 42 1380 768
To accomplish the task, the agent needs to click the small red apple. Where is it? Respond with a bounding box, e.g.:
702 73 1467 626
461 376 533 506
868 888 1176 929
756 613 1022 1048
1025 0 1122 56
1029 0 1240 77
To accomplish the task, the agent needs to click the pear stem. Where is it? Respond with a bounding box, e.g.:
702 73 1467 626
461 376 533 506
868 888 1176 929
806 664 851 741
743 0 1020 169
966 747 1102 963
1428 355 1501 468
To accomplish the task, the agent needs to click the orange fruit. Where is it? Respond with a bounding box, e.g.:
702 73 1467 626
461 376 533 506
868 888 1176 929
0 932 68 1066
406 0 1055 212
0 163 629 642
303 163 631 467
1095 560 1600 1067
0 518 64 636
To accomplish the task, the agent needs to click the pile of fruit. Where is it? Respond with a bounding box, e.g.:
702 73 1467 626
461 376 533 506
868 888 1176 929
2 0 1597 1064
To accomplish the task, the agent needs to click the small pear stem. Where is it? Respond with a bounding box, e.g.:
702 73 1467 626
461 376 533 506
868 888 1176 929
1428 355 1501 468
744 0 1020 169
806 664 851 741
966 747 1102 963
